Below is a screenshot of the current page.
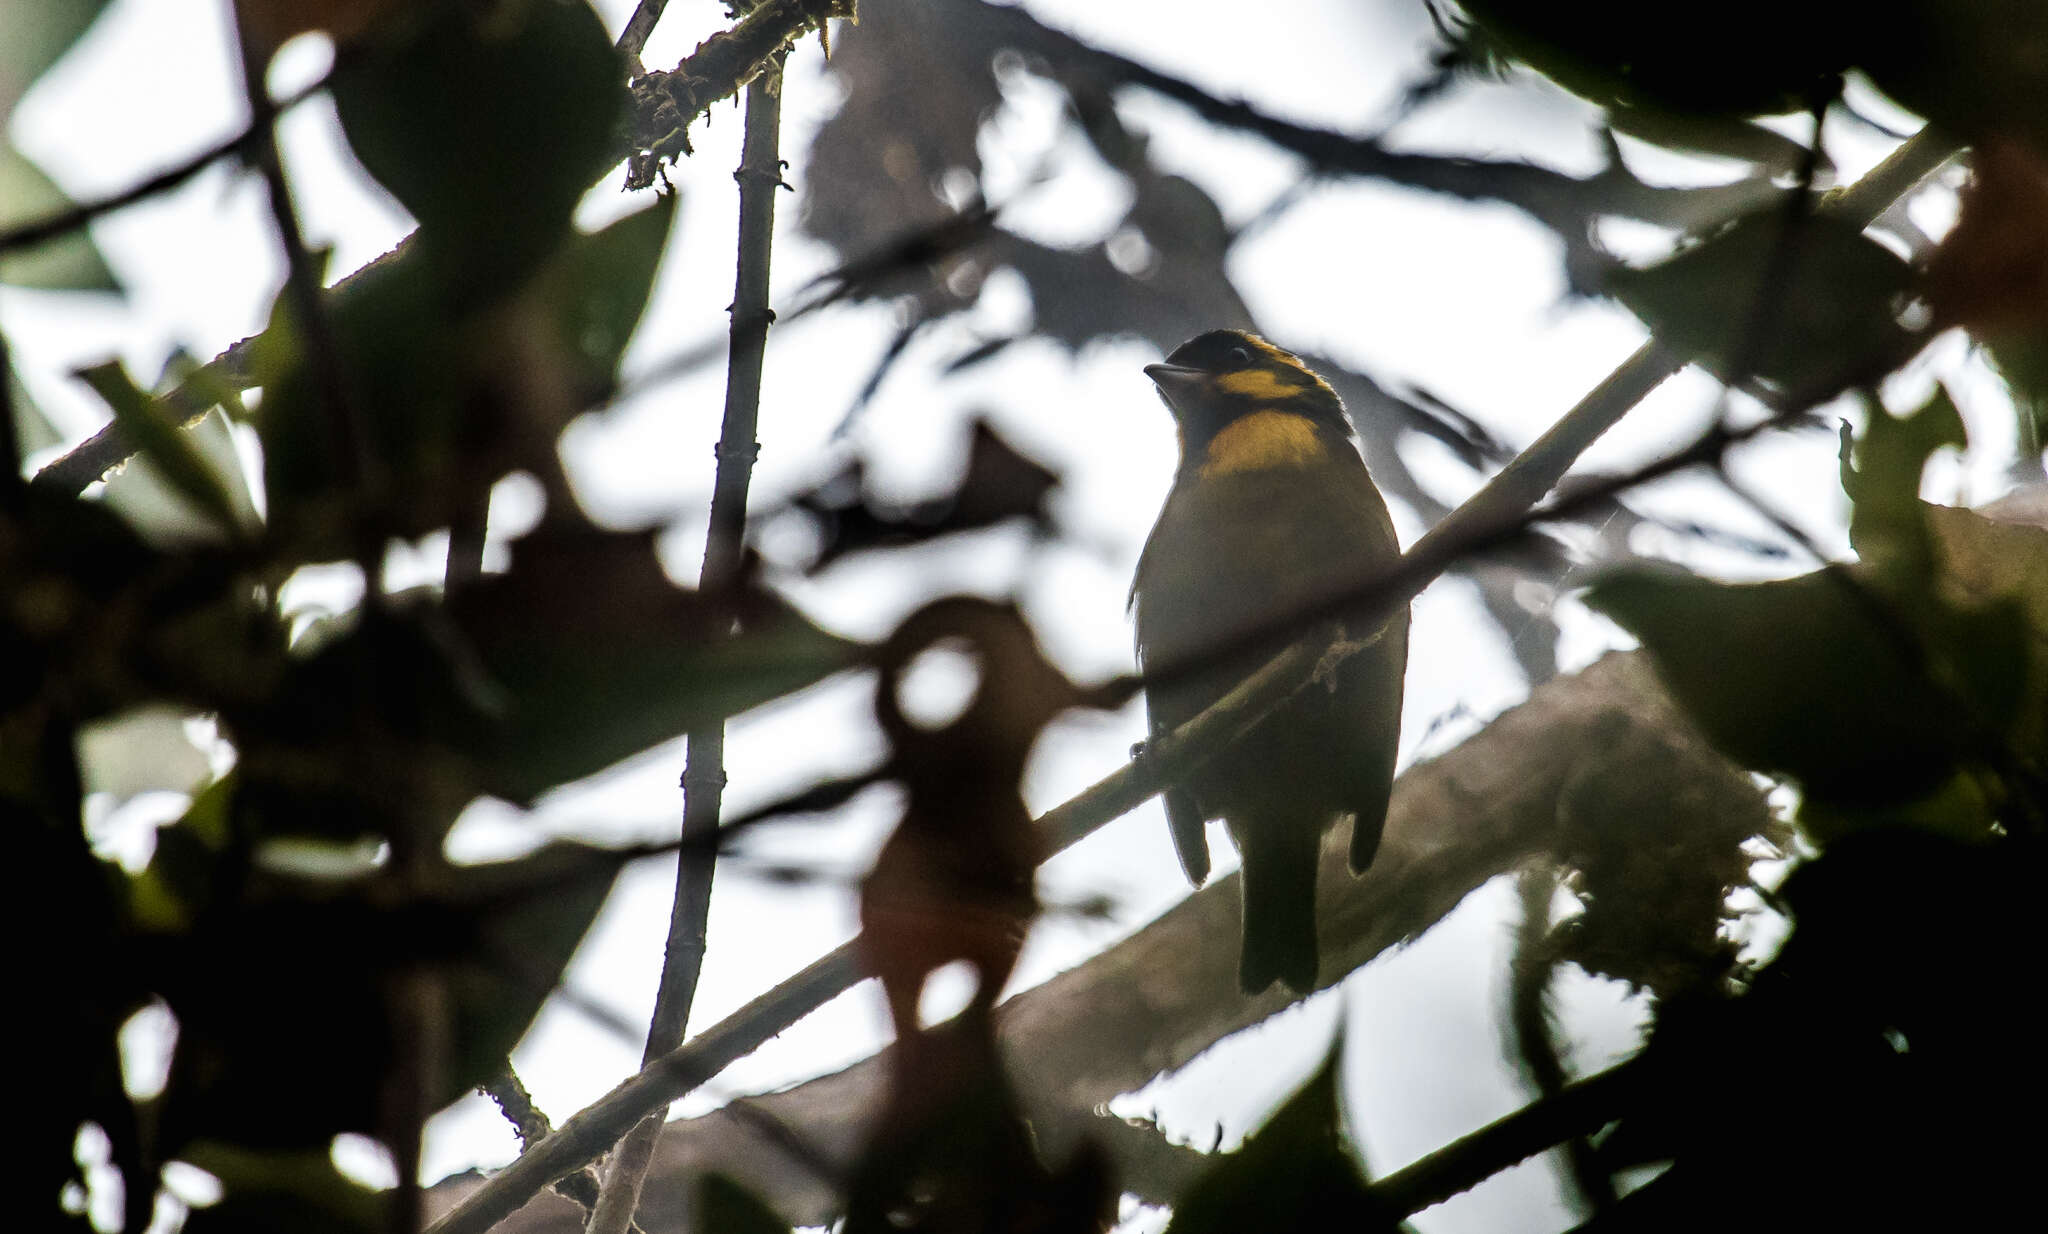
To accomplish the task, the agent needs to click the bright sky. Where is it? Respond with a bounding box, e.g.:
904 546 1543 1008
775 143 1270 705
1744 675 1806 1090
4 2 2008 1231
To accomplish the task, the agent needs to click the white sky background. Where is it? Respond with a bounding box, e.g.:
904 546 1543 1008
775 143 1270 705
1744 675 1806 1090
3 1 2017 1231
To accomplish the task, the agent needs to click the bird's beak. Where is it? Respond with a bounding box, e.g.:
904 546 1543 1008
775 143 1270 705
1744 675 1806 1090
1144 362 1209 405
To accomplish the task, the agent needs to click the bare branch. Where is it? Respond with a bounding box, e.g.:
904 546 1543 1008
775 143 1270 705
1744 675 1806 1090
447 654 1752 1231
615 0 671 78
590 61 790 1234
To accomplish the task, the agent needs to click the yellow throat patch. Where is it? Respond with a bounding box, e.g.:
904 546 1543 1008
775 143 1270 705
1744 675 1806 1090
1199 409 1326 477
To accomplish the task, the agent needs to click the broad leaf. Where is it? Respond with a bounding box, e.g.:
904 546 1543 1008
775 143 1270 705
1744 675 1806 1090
697 1174 792 1234
1586 565 2023 809
1840 385 1966 582
0 144 121 293
78 361 251 540
1454 0 1849 119
330 0 624 292
1607 211 1919 399
447 524 860 803
155 842 623 1151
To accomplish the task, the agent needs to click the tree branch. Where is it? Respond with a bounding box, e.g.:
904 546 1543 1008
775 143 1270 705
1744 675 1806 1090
590 63 789 1234
623 0 849 182
443 653 1753 1230
0 73 329 260
1367 1058 1646 1219
615 0 672 78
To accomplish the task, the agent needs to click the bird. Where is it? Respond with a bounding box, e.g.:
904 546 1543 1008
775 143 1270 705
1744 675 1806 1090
1131 329 1409 995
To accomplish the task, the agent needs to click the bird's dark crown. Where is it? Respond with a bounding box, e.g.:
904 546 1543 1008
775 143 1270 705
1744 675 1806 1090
1152 330 1347 429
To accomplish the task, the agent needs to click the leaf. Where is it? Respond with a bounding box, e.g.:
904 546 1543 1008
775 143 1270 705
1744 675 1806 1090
330 0 624 291
76 361 247 538
1926 504 2048 764
1166 1030 1393 1234
0 0 114 104
1453 0 1848 119
253 242 509 554
236 0 400 58
0 144 121 293
156 842 623 1151
1840 385 1967 582
177 1144 383 1234
9 357 63 459
530 191 678 402
448 524 861 803
696 1174 792 1234
784 418 1061 570
100 406 262 547
1585 565 2024 809
1606 210 1919 398
1860 1 2048 157
256 194 676 558
0 0 122 292
7 705 152 1227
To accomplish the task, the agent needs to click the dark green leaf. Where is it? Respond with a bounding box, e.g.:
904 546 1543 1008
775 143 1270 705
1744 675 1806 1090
0 0 114 103
256 195 676 557
1840 385 1966 582
697 1173 792 1234
1454 0 1849 118
1166 1030 1392 1234
1861 1 2048 156
253 243 502 554
449 525 860 803
1586 565 2024 809
533 191 677 401
76 361 247 538
0 144 122 293
1607 211 1919 398
330 0 624 291
157 842 622 1151
9 357 63 459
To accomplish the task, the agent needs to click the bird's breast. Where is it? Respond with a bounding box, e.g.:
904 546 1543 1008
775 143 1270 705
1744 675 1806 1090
1197 409 1326 478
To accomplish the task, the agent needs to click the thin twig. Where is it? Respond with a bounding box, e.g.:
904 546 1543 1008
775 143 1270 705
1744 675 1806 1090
589 63 789 1234
1368 1059 1646 1216
0 73 331 259
228 12 372 523
615 0 671 78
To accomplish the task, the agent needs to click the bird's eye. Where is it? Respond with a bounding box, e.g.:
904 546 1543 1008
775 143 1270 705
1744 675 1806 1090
1227 346 1252 368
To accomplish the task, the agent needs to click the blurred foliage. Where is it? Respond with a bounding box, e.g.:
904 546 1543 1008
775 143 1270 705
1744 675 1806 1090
1164 1033 1397 1234
1606 211 1921 401
9 0 2048 1230
0 0 122 293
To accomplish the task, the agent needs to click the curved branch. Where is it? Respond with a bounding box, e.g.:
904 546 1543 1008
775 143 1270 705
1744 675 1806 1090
442 653 1752 1231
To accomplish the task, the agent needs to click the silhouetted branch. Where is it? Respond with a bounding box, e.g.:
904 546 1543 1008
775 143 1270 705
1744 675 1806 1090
1368 1059 1646 1218
615 0 671 77
0 75 329 260
450 655 1754 1231
592 64 790 1234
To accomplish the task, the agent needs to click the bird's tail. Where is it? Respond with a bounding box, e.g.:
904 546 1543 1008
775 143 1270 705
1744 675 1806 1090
1236 822 1321 995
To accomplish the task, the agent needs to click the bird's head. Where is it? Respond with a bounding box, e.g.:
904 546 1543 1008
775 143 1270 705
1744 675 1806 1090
1144 330 1349 474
